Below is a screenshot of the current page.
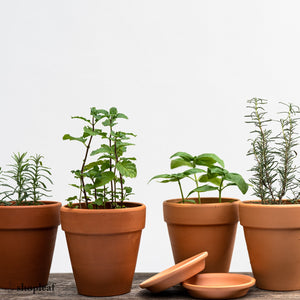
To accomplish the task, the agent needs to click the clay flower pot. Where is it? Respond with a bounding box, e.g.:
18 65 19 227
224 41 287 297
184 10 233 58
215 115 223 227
239 200 300 290
61 202 146 297
0 201 61 289
163 197 239 273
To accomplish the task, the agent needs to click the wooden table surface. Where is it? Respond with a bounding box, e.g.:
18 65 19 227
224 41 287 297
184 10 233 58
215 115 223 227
0 273 299 299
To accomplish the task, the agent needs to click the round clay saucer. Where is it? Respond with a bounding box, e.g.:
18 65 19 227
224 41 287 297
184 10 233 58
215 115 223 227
139 252 208 293
182 273 256 299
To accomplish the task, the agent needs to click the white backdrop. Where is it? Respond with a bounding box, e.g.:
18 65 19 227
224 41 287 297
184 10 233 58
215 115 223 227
1 0 300 273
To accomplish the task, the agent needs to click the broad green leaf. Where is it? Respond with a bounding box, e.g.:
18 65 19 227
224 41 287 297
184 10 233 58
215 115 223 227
195 153 224 168
71 116 91 124
183 168 205 176
91 145 112 156
185 199 196 204
116 160 137 178
110 107 118 115
170 158 193 169
69 184 80 189
116 113 128 119
94 108 108 116
199 174 222 186
84 161 103 171
208 166 228 177
102 119 111 126
148 174 173 183
63 134 87 144
170 152 193 162
187 185 218 197
66 196 77 201
95 171 115 187
83 126 97 136
224 172 248 194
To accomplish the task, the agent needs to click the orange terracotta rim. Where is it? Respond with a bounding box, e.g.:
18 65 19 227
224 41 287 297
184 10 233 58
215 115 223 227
240 200 300 208
164 197 240 207
140 252 208 289
61 201 146 234
164 197 240 225
0 200 61 209
183 273 255 289
61 201 145 214
0 201 61 229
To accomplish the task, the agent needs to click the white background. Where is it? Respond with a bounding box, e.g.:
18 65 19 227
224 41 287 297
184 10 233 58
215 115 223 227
1 0 300 273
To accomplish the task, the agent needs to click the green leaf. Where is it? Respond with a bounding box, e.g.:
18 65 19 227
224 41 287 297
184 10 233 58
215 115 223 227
148 174 173 183
116 160 137 178
183 168 205 176
170 158 193 169
69 184 80 189
187 185 218 197
71 116 91 124
102 119 111 126
66 196 77 202
116 113 128 119
195 153 224 167
94 108 109 116
109 107 118 115
185 199 196 204
83 126 98 136
208 166 228 177
224 172 249 194
94 171 115 187
63 134 87 144
91 145 112 156
199 174 222 186
170 152 193 162
84 161 103 171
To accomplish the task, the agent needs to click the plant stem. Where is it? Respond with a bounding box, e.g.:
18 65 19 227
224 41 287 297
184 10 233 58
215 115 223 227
80 117 95 208
194 174 201 204
178 179 185 203
218 177 224 203
254 101 276 201
109 123 114 204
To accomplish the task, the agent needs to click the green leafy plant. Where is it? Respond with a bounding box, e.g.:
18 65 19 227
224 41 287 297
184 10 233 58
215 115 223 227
63 107 136 209
0 152 52 205
245 98 300 204
149 152 248 203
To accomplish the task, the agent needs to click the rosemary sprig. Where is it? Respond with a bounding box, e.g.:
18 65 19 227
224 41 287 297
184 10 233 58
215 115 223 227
245 98 300 204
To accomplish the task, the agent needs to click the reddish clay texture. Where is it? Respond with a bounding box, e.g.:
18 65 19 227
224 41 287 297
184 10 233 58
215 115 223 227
163 198 239 273
140 252 208 293
240 200 300 291
0 201 61 289
183 273 255 299
61 202 146 297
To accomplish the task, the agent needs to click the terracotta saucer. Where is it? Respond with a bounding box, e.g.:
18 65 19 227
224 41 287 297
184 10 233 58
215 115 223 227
182 273 256 299
139 252 208 293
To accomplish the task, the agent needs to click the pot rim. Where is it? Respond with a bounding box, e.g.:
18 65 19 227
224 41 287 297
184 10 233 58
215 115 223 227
240 199 300 208
61 201 145 214
0 200 61 209
164 197 240 207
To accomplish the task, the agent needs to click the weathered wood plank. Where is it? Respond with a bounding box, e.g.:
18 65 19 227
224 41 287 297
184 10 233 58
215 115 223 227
0 273 299 299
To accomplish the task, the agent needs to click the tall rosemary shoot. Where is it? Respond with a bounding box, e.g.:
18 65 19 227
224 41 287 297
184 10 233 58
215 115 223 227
246 98 300 204
0 152 52 205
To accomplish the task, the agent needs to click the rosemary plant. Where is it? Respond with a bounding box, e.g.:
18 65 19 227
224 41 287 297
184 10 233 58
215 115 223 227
63 107 136 209
149 152 248 203
245 98 300 204
0 152 52 205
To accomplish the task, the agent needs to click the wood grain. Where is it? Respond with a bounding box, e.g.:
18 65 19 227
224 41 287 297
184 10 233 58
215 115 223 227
0 273 299 299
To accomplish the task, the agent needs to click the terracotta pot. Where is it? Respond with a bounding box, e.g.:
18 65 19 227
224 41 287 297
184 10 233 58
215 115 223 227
0 201 61 289
163 197 239 273
61 202 146 297
239 200 300 291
